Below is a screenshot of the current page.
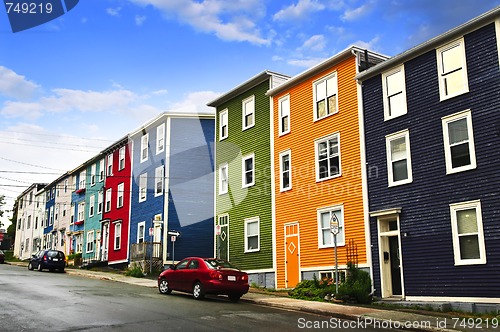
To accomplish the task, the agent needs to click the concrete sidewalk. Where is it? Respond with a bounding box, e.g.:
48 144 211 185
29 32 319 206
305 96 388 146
9 262 494 331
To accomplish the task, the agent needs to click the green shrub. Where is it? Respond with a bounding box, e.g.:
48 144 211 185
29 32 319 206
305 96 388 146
67 252 82 260
125 264 145 278
336 262 372 304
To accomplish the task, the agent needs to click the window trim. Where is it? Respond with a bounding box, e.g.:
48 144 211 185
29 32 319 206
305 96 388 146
155 166 164 197
278 95 290 136
450 200 486 266
313 72 338 121
244 217 260 253
317 205 345 249
118 146 126 170
242 95 255 131
242 153 255 188
156 123 165 155
117 182 124 208
218 163 228 195
99 159 105 182
114 222 122 251
386 129 413 187
140 133 149 163
107 154 113 176
89 195 95 217
91 164 96 186
139 173 147 202
279 149 291 192
137 221 145 244
97 191 103 214
436 37 469 101
315 133 341 182
86 230 94 253
382 65 407 120
105 188 112 213
219 109 228 141
442 109 476 174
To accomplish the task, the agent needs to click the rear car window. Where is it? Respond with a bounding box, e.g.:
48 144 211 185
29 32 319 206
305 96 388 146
47 251 64 258
204 259 239 270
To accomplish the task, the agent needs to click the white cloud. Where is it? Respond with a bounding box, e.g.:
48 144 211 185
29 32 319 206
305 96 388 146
135 15 146 26
168 91 219 114
298 34 326 52
287 57 326 68
350 35 381 52
341 2 373 21
0 66 40 100
128 0 270 45
107 7 122 16
273 0 325 21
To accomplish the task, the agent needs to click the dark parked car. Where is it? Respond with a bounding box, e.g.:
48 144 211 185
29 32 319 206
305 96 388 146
28 250 65 272
0 250 4 263
158 257 249 302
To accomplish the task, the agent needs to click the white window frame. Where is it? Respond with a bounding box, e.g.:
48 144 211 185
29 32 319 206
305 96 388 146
77 202 85 222
105 188 112 213
99 159 105 181
117 183 124 208
317 205 345 248
79 170 86 190
219 163 228 195
382 65 407 120
139 173 147 202
86 230 94 253
279 150 291 192
219 109 228 141
137 221 145 243
91 164 96 186
155 166 164 197
315 133 341 182
313 72 338 121
278 94 290 135
386 130 413 187
450 200 486 266
107 154 113 176
436 38 469 101
119 146 125 170
156 123 165 154
442 110 476 174
140 133 149 163
89 195 95 217
242 153 255 188
242 95 255 130
244 217 260 253
97 191 103 214
114 222 121 250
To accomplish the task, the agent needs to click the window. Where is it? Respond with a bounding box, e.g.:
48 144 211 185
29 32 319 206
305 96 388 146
99 159 105 181
219 163 228 194
62 203 66 217
242 154 254 188
156 123 165 154
437 38 469 100
64 179 68 193
315 134 341 181
79 170 86 190
314 72 338 120
155 166 164 196
91 164 96 186
244 217 259 252
119 146 125 170
117 183 124 208
107 154 113 176
27 215 31 229
97 191 103 214
86 230 94 253
54 206 58 221
386 130 413 186
242 95 255 130
70 205 74 225
105 188 112 212
278 95 290 135
77 202 85 222
442 110 476 174
318 206 344 248
382 66 407 120
89 195 95 217
138 221 145 243
450 200 486 265
49 207 54 226
219 109 228 140
279 150 291 191
139 173 147 202
141 133 149 162
114 222 121 250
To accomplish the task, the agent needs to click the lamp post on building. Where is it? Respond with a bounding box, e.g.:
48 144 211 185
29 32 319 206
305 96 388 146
330 213 340 295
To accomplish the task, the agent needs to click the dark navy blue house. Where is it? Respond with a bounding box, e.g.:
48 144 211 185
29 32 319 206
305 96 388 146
357 7 500 306
129 112 215 269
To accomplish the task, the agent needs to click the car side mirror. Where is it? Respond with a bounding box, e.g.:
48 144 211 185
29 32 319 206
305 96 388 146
169 264 175 270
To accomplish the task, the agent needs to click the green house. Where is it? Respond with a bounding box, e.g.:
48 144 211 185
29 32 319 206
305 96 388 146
207 71 289 288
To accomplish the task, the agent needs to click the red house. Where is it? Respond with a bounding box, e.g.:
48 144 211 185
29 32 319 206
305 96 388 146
101 136 132 267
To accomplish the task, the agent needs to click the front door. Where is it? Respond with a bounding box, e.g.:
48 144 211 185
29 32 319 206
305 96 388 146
218 215 229 260
389 236 402 295
285 223 300 288
101 223 109 261
378 217 403 298
153 224 162 258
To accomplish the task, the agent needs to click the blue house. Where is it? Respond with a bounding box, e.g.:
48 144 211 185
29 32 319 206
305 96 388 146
69 164 88 255
128 112 215 270
43 184 56 249
357 7 500 309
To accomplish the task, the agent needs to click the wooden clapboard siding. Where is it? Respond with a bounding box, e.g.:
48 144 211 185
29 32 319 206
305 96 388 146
273 55 367 288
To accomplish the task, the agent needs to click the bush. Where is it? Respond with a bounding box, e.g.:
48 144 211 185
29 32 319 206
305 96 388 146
336 262 372 304
125 264 145 278
67 252 82 260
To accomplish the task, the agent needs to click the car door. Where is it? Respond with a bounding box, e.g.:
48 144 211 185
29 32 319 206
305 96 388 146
169 259 190 291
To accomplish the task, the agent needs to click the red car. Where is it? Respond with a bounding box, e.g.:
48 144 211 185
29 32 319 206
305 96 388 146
158 257 249 302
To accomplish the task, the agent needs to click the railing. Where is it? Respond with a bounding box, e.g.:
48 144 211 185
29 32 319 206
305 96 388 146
130 242 162 261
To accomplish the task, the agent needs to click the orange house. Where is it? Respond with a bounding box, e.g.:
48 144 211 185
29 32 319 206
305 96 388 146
267 47 387 288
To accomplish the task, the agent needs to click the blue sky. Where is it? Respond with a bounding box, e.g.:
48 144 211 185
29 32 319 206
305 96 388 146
0 0 499 227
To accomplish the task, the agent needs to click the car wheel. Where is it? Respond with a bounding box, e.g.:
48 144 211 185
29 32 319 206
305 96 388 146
228 294 241 303
158 279 172 295
38 263 43 272
192 282 204 300
28 262 34 270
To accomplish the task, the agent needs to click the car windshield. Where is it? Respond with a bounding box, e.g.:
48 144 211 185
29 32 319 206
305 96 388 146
204 259 239 270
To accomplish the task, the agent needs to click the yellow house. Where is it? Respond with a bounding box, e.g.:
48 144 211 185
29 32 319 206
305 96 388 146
268 46 387 288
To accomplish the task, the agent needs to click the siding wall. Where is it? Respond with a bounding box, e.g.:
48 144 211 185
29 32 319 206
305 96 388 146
273 56 367 288
363 23 500 299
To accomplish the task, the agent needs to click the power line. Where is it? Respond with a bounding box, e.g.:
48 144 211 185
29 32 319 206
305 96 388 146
0 130 117 143
0 157 65 171
0 141 102 153
0 136 106 149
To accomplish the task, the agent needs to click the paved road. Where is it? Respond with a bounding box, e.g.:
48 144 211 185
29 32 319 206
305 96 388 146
0 264 399 331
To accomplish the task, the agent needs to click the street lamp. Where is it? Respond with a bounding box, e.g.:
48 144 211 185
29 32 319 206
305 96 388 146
329 212 340 295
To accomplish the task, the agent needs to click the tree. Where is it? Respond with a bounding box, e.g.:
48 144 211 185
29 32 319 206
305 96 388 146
0 194 4 228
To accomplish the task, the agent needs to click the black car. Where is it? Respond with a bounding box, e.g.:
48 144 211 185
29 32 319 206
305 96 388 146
28 250 66 272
